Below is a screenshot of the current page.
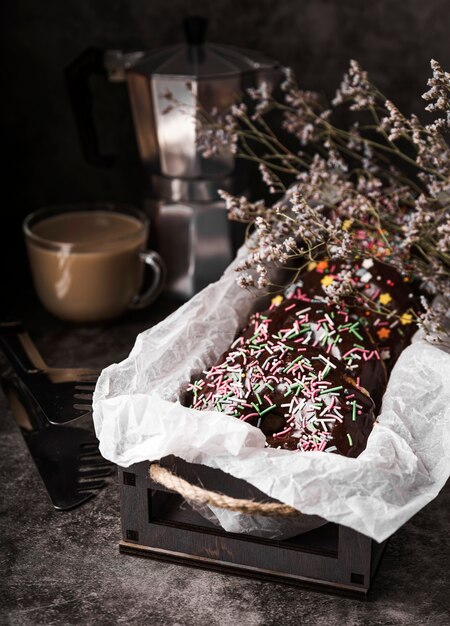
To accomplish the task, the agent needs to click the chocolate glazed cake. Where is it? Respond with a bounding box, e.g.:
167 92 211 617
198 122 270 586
184 258 419 459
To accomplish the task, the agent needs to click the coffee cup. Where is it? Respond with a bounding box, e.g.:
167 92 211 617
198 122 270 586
24 203 165 322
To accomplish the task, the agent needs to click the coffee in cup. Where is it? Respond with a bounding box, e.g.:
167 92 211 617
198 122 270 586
24 204 165 322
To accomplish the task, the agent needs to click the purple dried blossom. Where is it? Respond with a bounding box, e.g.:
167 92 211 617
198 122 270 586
422 59 450 132
332 60 376 110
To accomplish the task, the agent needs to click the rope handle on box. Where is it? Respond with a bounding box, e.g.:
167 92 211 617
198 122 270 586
149 463 300 518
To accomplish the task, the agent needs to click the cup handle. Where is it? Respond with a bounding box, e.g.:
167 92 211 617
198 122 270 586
129 250 166 310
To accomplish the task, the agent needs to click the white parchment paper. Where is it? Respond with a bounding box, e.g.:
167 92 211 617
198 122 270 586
93 246 450 543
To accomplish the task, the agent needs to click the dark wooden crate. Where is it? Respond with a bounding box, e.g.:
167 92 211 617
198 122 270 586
118 456 387 599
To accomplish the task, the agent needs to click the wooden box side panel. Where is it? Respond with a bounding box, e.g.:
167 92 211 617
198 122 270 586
117 460 384 595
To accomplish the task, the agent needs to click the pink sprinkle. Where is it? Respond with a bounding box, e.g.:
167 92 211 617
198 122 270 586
326 413 342 422
240 413 259 421
273 426 293 437
284 303 296 311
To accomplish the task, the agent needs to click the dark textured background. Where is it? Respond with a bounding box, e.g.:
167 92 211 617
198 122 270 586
1 0 449 291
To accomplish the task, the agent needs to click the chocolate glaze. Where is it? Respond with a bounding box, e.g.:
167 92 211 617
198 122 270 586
241 294 387 411
185 336 375 458
294 258 420 372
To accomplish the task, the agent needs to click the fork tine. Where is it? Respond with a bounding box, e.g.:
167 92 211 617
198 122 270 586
79 449 102 459
77 479 106 491
74 384 96 391
79 442 99 452
73 403 93 412
79 458 112 469
79 467 113 478
73 393 93 401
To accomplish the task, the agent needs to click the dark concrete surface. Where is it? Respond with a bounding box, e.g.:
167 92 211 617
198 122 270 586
1 297 449 626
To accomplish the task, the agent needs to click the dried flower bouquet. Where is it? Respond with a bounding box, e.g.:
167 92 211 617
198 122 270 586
195 60 450 341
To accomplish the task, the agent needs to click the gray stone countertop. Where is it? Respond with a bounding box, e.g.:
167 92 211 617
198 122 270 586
1 297 449 626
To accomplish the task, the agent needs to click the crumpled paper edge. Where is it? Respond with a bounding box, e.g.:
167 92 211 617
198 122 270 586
93 247 450 543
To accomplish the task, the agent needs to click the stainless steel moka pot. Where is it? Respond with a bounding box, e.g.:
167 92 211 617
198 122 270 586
66 17 280 299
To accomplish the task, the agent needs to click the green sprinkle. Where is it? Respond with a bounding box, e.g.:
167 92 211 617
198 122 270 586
251 402 261 413
347 433 353 446
283 355 303 372
254 391 262 405
320 385 343 395
352 400 357 421
265 383 275 392
322 365 331 378
260 404 277 416
349 323 364 340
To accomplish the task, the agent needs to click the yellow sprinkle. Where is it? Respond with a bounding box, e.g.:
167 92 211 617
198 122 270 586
321 275 335 287
271 295 283 306
379 292 392 305
400 312 413 325
342 219 353 231
308 261 317 271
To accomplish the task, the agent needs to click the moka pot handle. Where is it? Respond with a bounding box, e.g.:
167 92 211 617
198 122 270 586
64 47 114 168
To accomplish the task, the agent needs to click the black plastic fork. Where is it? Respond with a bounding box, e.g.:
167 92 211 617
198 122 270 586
0 321 96 424
1 377 114 510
